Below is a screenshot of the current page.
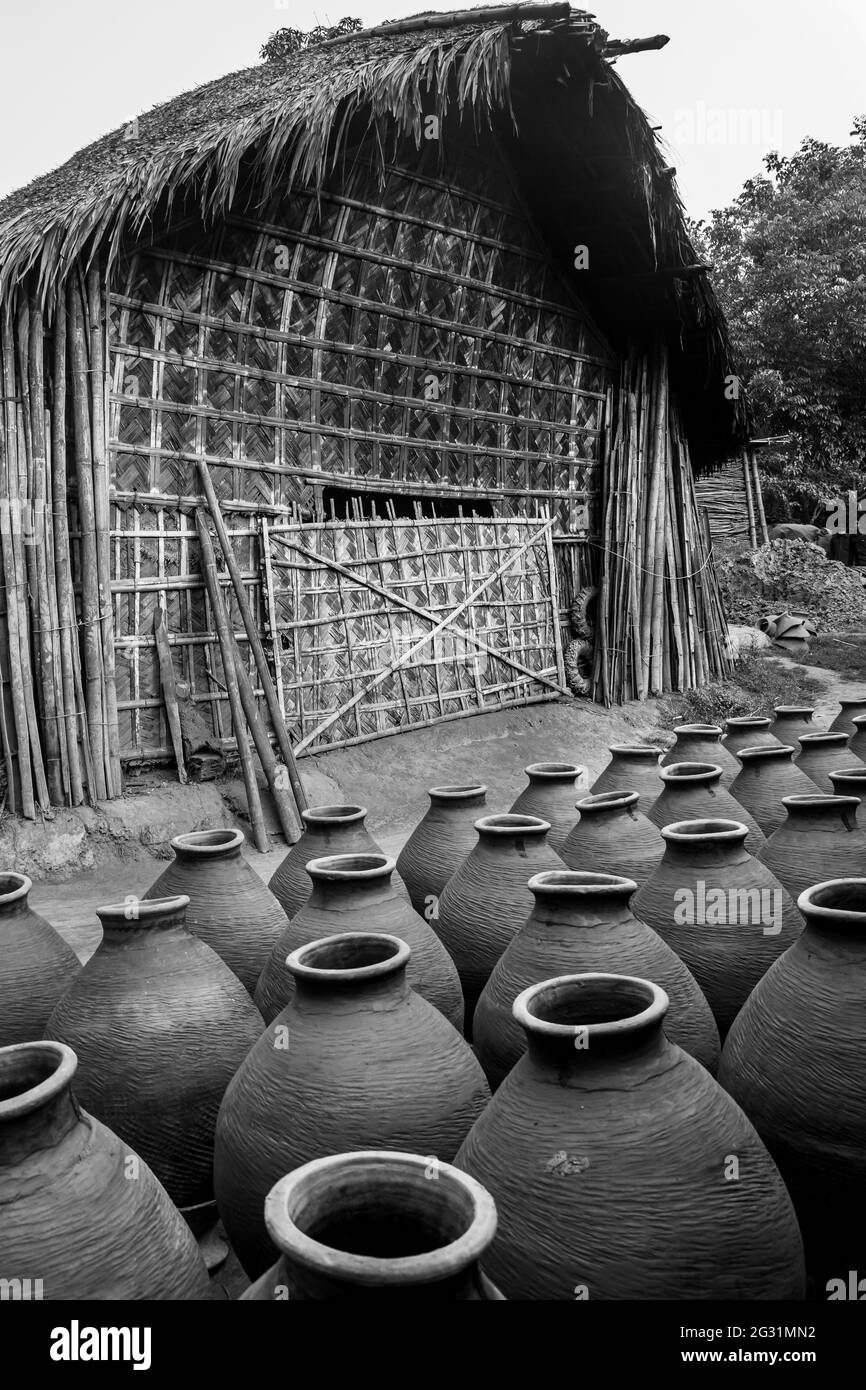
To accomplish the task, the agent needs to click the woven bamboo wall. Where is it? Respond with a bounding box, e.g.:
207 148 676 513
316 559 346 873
105 129 614 759
694 456 750 539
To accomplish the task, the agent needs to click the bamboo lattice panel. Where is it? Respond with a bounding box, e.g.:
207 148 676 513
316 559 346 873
264 517 565 753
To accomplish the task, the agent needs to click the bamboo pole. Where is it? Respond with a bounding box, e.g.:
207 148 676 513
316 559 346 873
230 628 301 845
43 404 71 800
751 450 769 544
153 606 187 785
0 309 27 813
742 448 757 548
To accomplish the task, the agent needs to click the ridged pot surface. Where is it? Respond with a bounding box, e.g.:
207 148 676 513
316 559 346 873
829 696 866 737
215 933 490 1279
455 973 805 1300
145 828 288 994
396 784 487 919
647 762 766 854
473 872 720 1088
242 1152 504 1300
720 879 866 1283
253 854 464 1031
795 733 864 792
729 746 819 837
633 820 803 1037
661 725 740 789
44 896 263 1210
434 815 564 1030
268 805 409 919
508 763 586 852
560 791 664 887
0 1041 210 1300
0 873 80 1048
849 715 866 763
757 794 866 903
722 717 781 757
770 706 819 747
588 745 663 815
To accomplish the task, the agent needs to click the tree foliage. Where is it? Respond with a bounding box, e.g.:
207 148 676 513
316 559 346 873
260 18 362 63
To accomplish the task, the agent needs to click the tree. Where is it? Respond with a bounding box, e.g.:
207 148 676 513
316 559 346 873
260 18 362 63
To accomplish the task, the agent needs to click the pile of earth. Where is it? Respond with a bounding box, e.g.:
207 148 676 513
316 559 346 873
715 538 866 631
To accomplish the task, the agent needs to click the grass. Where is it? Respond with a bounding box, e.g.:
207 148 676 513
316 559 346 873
795 634 866 683
657 649 823 730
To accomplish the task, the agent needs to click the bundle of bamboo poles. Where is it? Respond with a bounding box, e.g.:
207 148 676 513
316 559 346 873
591 340 732 705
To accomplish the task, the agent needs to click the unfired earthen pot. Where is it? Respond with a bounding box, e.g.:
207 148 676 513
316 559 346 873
647 761 766 854
0 873 80 1047
795 732 864 791
508 763 586 852
397 784 487 919
561 790 664 886
455 972 805 1300
473 871 720 1088
144 828 287 994
434 814 564 1031
242 1152 504 1300
829 766 866 807
253 853 463 1031
0 1040 210 1300
720 878 866 1284
662 725 740 788
722 716 781 757
589 744 664 815
729 744 819 836
829 695 866 737
770 705 819 746
849 713 866 763
215 932 490 1278
633 819 803 1036
757 794 866 903
44 895 263 1211
268 804 409 919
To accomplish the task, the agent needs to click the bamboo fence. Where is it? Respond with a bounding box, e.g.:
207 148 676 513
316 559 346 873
694 449 769 545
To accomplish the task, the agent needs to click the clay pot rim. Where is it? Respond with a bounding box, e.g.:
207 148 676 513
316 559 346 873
829 767 866 782
798 732 850 745
428 784 487 801
798 877 866 922
306 853 395 883
474 813 551 837
96 893 189 924
781 794 860 812
737 744 796 762
658 761 721 783
170 827 244 856
673 723 723 737
837 697 866 708
725 717 772 730
301 804 367 827
774 705 816 717
661 818 748 845
263 1150 497 1287
0 1040 76 1121
513 971 668 1038
523 761 584 780
529 869 638 897
607 744 663 759
852 715 866 728
0 871 32 905
287 930 410 983
575 789 639 813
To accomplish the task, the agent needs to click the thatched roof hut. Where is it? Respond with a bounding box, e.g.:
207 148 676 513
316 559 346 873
0 3 745 818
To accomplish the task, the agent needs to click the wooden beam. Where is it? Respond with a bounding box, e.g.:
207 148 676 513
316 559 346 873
604 35 670 56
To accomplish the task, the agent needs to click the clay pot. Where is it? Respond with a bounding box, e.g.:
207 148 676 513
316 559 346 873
771 705 819 746
829 695 866 737
473 871 720 1088
455 972 805 1300
508 763 586 852
215 932 490 1278
589 744 663 815
254 853 463 1031
729 744 819 836
0 873 80 1047
829 766 866 807
647 761 766 854
633 819 803 1037
722 716 781 758
268 804 409 919
757 794 866 903
144 828 287 994
795 732 864 791
243 1152 504 1300
561 791 664 887
849 713 866 762
720 878 866 1283
0 1040 210 1299
434 814 564 1030
661 725 740 788
44 895 263 1211
397 783 487 919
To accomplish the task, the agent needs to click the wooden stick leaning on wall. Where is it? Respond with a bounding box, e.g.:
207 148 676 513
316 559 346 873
153 607 187 785
229 627 301 845
751 451 770 544
195 510 269 853
0 305 32 814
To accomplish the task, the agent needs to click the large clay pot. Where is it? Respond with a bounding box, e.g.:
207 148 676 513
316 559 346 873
723 716 781 757
729 744 819 836
508 763 586 852
254 853 463 1031
144 828 287 994
849 713 866 762
757 794 866 903
0 873 80 1047
770 705 820 746
795 731 863 791
215 932 490 1278
397 783 487 919
720 878 866 1284
829 766 866 807
589 744 663 814
268 804 409 919
0 1040 211 1299
633 819 803 1036
647 761 766 854
829 695 866 737
661 725 740 788
560 791 664 887
243 1152 504 1300
473 871 720 1088
434 814 563 1031
44 895 263 1211
455 972 805 1300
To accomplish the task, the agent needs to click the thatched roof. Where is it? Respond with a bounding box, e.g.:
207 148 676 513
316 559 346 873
0 3 747 458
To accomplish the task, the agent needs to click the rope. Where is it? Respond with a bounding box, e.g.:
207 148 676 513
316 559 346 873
584 534 716 581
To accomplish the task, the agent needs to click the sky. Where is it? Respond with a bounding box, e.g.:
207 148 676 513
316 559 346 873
0 0 863 220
